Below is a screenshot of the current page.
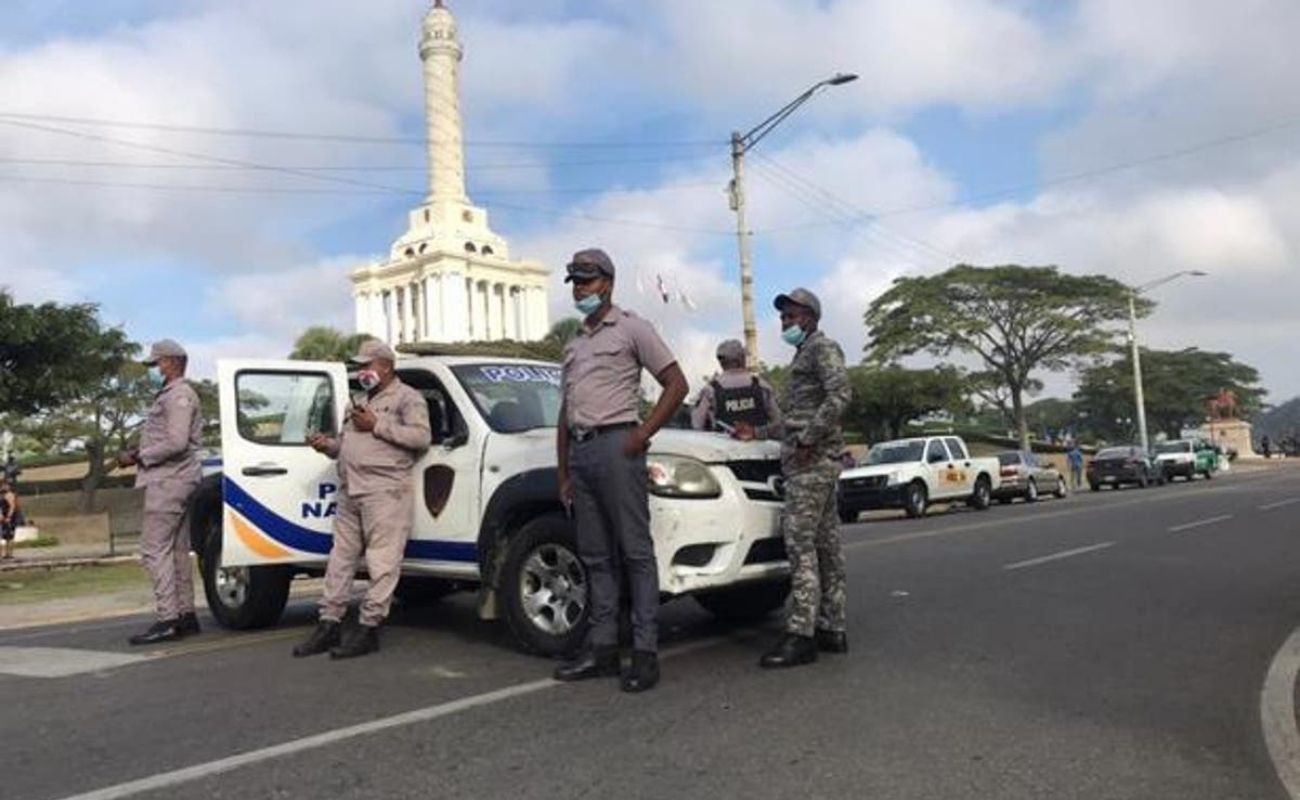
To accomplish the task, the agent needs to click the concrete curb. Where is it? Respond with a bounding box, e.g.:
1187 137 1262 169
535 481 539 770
0 555 139 573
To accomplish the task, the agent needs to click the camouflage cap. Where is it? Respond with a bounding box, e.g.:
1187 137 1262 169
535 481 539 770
350 339 397 365
773 287 822 320
142 339 187 365
564 248 616 282
716 339 746 363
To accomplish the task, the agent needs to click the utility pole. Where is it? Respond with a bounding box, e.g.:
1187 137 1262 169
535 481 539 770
1127 292 1149 453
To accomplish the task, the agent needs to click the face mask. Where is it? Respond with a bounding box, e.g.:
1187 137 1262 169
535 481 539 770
146 365 164 387
574 293 603 316
357 369 381 391
782 324 807 347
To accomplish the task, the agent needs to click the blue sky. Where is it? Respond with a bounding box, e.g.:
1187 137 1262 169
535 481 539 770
2 0 1299 402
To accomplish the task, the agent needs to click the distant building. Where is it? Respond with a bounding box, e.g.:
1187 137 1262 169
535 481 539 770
351 1 549 344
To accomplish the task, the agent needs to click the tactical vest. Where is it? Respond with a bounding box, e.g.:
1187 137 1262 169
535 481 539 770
711 377 769 427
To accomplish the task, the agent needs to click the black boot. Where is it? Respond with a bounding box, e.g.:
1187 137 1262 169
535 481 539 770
330 624 380 659
815 628 848 654
128 619 181 646
553 646 620 681
620 650 660 693
759 633 818 668
177 612 202 637
292 620 341 658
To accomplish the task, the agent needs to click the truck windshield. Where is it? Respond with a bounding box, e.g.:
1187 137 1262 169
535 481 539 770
865 441 926 465
452 363 563 433
1155 441 1192 454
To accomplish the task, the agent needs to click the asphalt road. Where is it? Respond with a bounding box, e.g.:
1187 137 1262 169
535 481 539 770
4 463 1300 800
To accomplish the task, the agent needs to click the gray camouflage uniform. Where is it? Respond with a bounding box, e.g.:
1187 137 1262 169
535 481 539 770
779 329 850 637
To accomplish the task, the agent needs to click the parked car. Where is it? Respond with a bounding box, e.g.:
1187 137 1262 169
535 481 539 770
993 450 1068 503
837 436 1001 521
1087 446 1166 490
1152 439 1217 481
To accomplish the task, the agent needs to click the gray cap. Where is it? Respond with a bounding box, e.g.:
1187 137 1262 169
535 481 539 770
350 339 397 365
716 339 746 363
564 248 616 282
774 287 822 320
142 339 187 365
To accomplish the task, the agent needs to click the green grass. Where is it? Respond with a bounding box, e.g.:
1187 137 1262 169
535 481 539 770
15 536 59 549
0 563 149 605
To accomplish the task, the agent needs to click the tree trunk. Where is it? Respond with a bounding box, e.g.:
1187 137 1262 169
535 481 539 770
1011 384 1030 451
79 440 106 514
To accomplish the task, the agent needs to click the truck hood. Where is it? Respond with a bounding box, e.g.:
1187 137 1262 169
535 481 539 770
841 462 912 479
503 427 781 464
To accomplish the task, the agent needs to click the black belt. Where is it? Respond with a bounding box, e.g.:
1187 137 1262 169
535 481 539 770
569 422 636 442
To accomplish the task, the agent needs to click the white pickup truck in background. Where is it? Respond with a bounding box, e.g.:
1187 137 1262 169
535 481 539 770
836 435 1001 521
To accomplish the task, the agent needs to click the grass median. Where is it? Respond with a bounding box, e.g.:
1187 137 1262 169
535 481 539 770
0 563 150 605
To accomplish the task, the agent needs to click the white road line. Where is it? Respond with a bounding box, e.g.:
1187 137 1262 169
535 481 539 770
1260 498 1300 511
1002 542 1115 571
1167 514 1234 533
1261 627 1300 800
51 638 722 800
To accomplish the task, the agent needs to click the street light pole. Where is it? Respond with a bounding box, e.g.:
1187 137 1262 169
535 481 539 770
729 72 858 369
1127 269 1207 452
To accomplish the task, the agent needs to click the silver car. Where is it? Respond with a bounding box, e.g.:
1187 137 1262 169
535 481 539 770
993 450 1068 503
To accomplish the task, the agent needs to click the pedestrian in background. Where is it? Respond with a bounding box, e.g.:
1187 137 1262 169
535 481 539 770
1067 444 1085 489
0 479 18 561
295 340 430 660
691 339 782 440
117 340 204 645
761 288 851 669
553 248 688 693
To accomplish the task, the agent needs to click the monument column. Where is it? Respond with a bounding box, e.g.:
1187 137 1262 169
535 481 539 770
354 292 369 335
368 292 384 338
419 1 467 205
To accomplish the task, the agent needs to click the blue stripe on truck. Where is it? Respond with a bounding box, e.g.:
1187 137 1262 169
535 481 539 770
222 477 478 563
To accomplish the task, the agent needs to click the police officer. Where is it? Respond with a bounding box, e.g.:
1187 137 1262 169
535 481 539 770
761 288 851 668
691 339 782 440
294 340 430 659
118 339 204 645
553 248 688 693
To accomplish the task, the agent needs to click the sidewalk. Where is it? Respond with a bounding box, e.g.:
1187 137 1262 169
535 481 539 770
1 539 140 572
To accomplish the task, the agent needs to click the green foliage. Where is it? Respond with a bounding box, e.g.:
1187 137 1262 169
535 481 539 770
1074 347 1266 441
289 326 375 362
543 318 584 350
864 264 1142 448
845 365 967 442
0 291 135 416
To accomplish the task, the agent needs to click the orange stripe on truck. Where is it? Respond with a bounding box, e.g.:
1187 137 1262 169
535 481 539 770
228 509 293 560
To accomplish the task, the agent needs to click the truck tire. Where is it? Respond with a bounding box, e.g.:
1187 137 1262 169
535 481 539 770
1054 476 1068 499
968 476 993 511
197 510 292 630
499 513 588 657
1025 479 1039 503
839 507 859 524
904 481 928 518
695 580 791 622
1137 470 1149 489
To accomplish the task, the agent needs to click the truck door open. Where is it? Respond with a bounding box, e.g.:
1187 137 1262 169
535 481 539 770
217 360 348 567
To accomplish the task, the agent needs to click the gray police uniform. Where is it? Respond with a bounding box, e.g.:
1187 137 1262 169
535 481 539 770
562 305 677 653
691 368 783 436
136 378 203 622
779 329 851 637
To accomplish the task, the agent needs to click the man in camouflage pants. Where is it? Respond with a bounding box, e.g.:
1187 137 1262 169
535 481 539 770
761 288 851 669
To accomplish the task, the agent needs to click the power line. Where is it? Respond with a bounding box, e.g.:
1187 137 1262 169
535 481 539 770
0 110 721 149
0 152 713 172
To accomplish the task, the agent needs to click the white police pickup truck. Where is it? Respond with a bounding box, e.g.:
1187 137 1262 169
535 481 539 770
189 356 791 656
837 435 1000 521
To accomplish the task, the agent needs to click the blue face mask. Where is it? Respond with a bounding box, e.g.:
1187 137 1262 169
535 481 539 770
781 324 807 347
574 293 603 316
146 365 164 387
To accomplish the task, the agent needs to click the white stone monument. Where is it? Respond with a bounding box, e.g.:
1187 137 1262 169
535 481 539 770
350 0 550 345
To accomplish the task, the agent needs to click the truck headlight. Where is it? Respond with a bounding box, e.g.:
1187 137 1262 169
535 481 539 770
646 455 722 498
886 472 903 485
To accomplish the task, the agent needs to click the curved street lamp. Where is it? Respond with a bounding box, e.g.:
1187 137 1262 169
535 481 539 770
729 73 859 368
1128 269 1207 452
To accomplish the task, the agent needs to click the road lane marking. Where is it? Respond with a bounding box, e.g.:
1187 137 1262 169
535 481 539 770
1167 514 1234 533
1261 627 1300 800
50 637 723 800
1002 542 1115 571
1260 498 1300 511
0 646 150 678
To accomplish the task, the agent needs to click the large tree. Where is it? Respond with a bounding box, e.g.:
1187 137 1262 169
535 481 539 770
845 365 967 442
289 326 374 361
0 291 134 416
864 264 1143 449
1074 347 1265 441
543 317 584 350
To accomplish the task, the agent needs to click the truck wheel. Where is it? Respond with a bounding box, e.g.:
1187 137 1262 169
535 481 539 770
839 507 859 524
1137 470 1149 489
904 481 928 518
1054 476 1068 499
968 476 993 511
1025 479 1039 503
394 577 460 606
499 514 589 657
1203 468 1213 480
695 580 790 622
1089 481 1100 492
197 511 291 630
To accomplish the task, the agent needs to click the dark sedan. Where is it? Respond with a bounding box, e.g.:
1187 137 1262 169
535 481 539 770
1087 446 1165 490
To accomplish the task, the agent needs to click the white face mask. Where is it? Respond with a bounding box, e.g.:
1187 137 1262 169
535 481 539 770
357 369 381 391
146 365 164 387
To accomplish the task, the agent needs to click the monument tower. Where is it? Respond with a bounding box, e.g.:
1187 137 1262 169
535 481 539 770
351 0 549 344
